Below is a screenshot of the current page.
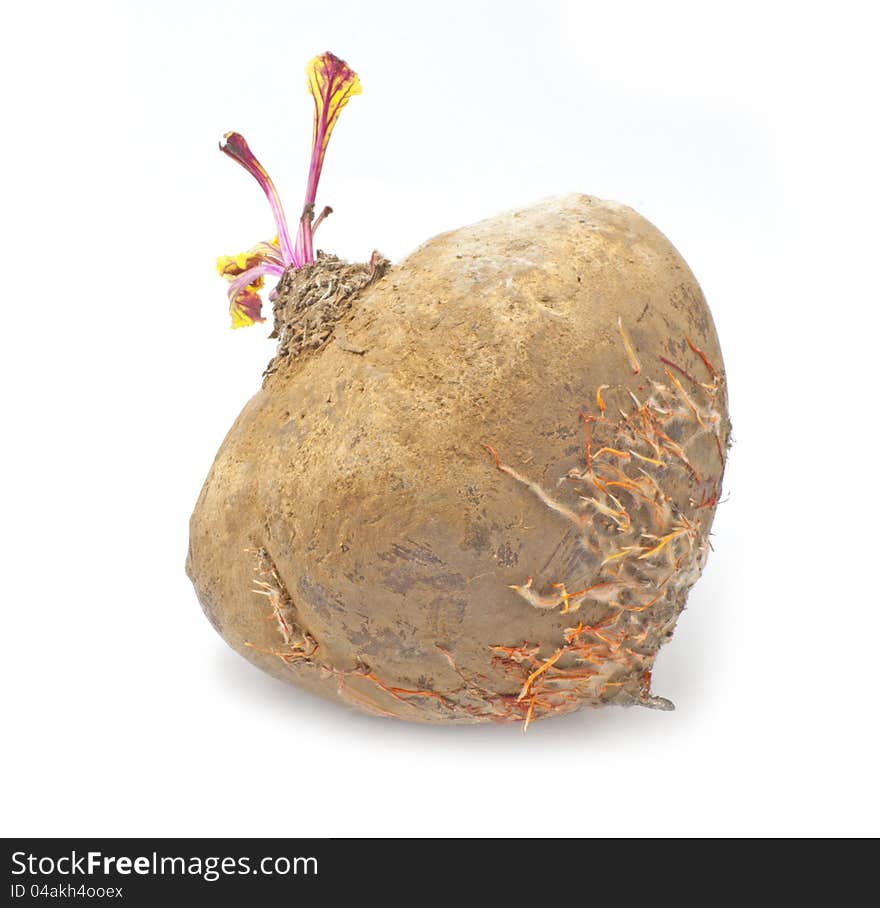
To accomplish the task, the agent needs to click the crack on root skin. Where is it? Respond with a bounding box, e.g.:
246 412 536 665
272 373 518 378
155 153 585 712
483 332 728 726
243 548 319 664
263 250 389 381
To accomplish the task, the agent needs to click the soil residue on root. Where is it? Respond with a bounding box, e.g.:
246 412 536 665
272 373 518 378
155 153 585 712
264 250 389 380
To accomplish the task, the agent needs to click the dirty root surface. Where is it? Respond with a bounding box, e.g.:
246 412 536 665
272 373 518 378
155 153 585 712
264 250 389 380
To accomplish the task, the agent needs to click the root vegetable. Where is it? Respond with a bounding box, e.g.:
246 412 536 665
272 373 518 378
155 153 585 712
188 192 730 725
188 51 729 726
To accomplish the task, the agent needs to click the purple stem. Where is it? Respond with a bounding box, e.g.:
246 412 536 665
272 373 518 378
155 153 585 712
220 133 297 267
226 261 283 305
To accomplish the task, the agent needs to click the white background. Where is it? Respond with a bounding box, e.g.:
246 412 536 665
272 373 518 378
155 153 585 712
2 0 878 837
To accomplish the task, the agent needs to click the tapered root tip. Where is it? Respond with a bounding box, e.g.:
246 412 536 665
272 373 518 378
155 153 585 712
638 695 675 711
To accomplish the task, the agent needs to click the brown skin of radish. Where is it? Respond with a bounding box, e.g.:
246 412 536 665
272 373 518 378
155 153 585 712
186 194 730 724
